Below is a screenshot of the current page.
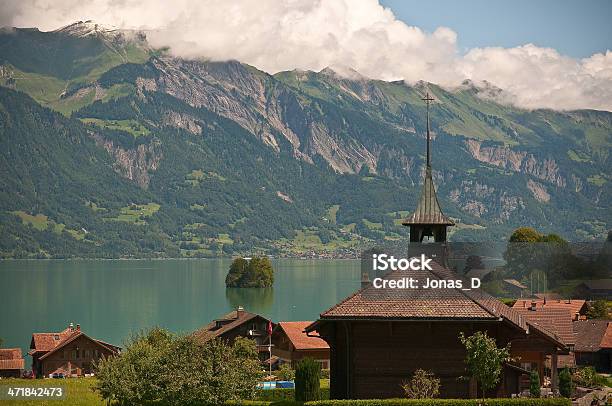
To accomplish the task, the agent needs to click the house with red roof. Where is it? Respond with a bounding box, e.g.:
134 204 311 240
29 323 120 378
272 321 330 369
512 298 588 318
0 348 24 378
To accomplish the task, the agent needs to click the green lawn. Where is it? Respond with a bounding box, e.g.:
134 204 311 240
0 378 103 405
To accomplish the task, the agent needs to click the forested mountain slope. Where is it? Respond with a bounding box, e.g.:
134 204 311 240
0 22 609 258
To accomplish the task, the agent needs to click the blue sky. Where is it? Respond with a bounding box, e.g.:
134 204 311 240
381 0 612 58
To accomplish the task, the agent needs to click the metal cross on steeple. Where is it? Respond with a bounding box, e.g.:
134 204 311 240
421 92 435 167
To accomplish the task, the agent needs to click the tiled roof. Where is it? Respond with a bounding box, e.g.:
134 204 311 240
276 322 329 351
29 327 119 358
312 260 568 349
513 299 587 315
29 328 76 354
322 261 513 321
0 348 22 360
0 348 24 370
513 307 575 345
573 320 610 352
193 309 268 342
402 167 454 226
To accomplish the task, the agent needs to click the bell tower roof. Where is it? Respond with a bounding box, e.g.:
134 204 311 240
402 166 454 226
402 91 454 234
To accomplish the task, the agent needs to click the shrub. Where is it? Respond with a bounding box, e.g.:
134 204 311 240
276 363 295 381
558 367 572 398
530 370 540 398
572 366 608 388
401 369 440 399
295 358 321 402
321 368 330 379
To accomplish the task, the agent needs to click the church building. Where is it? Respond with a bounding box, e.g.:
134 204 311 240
306 93 568 399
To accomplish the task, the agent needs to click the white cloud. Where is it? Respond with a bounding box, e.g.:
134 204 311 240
2 0 611 111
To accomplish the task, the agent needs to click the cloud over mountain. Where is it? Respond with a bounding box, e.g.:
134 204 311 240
2 0 611 111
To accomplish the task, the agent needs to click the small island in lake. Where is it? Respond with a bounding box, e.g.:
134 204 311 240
225 257 274 288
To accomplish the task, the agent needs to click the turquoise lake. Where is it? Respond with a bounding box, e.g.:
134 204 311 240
0 259 360 356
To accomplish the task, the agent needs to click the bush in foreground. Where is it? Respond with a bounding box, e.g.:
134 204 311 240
95 327 263 405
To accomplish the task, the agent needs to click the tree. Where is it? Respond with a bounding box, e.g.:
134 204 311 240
95 328 263 405
459 331 510 399
530 370 540 397
587 300 610 319
276 363 295 381
401 369 440 399
559 367 572 398
294 357 321 402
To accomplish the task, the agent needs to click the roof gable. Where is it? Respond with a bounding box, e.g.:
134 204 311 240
574 320 610 352
38 332 118 360
193 309 270 342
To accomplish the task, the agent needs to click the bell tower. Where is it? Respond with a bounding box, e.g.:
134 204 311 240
402 92 454 260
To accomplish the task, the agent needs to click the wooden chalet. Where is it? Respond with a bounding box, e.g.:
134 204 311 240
29 323 120 378
573 320 611 372
0 348 24 378
193 306 273 360
573 279 612 300
305 94 568 400
272 321 330 369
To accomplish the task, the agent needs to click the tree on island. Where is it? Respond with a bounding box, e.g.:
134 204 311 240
225 256 274 288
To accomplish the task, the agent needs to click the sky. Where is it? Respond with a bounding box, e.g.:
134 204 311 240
382 0 612 59
1 0 611 111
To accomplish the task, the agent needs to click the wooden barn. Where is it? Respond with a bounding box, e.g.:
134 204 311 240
305 94 568 399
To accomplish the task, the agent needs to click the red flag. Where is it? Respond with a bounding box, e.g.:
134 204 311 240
267 320 273 336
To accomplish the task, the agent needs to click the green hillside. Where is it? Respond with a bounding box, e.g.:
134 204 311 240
0 23 609 258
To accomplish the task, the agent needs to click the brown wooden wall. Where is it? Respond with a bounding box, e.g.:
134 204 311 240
322 319 530 399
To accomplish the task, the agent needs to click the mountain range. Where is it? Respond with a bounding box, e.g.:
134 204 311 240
0 21 610 258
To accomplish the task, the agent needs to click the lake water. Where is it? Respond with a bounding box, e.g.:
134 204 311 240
0 259 360 356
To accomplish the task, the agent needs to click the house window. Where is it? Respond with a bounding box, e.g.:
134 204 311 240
72 350 77 359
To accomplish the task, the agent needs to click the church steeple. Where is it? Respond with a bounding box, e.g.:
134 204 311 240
402 92 454 243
